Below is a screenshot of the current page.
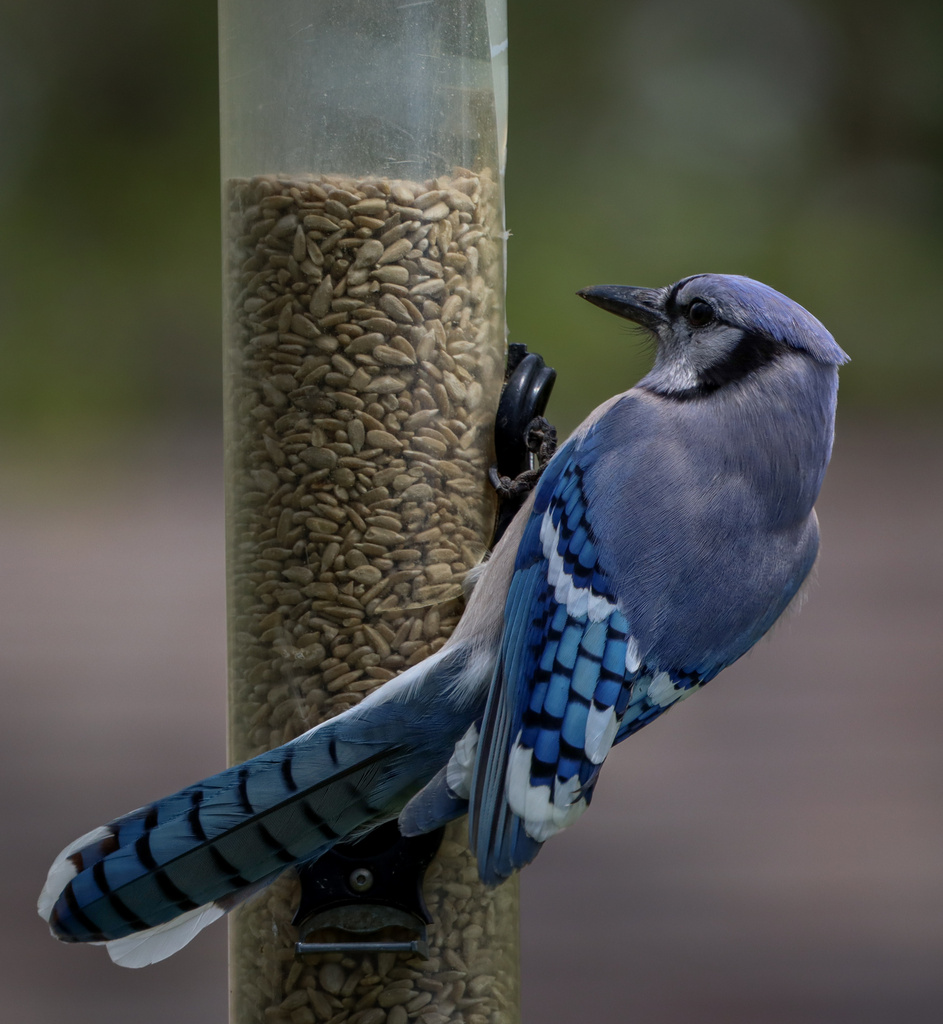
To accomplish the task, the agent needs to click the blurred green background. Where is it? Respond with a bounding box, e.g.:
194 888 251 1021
1 0 941 451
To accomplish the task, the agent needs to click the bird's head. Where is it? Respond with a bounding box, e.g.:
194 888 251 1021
578 274 848 400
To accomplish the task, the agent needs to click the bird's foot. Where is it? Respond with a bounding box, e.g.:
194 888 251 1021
489 416 557 500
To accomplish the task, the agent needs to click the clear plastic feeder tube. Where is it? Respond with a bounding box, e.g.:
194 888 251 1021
219 1 516 1022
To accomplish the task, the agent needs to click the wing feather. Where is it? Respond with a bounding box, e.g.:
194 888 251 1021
469 438 644 882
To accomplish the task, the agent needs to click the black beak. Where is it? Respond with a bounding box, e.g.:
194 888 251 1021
578 285 666 331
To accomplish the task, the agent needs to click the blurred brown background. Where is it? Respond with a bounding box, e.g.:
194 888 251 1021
1 1 941 1022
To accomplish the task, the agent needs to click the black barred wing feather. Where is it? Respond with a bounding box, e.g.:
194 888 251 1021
471 449 646 882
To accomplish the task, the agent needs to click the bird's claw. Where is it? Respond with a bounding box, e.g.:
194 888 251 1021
489 415 558 500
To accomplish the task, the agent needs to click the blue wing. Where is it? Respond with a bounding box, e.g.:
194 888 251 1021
468 431 704 883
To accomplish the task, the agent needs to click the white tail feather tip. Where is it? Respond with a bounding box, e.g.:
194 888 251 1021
38 825 115 921
104 903 226 968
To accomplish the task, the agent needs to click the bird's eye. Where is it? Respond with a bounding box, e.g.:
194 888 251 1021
687 300 714 327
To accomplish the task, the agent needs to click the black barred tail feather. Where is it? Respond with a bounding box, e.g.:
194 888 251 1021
38 734 402 966
38 644 488 967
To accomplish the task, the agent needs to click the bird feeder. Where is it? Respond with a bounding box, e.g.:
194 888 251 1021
218 1 517 1021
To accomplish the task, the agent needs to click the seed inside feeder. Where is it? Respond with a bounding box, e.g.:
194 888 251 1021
225 170 517 1024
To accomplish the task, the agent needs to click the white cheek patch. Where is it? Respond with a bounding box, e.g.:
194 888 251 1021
540 513 616 623
505 739 589 843
445 722 479 800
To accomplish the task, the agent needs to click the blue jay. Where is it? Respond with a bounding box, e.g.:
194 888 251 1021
38 274 847 967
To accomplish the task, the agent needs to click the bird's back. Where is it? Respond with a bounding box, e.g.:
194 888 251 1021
581 351 837 679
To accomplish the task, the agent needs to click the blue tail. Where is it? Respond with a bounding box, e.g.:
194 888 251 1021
38 643 485 966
